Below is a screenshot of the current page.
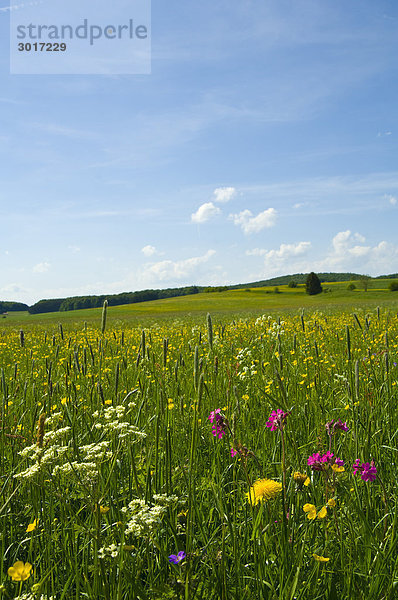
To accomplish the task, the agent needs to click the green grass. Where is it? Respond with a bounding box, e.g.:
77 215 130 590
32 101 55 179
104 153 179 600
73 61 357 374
0 301 397 599
2 279 398 330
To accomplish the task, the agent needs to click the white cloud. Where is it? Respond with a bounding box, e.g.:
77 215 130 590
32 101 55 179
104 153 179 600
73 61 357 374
68 245 81 253
247 241 311 259
229 208 277 234
147 249 216 281
191 202 221 224
213 187 236 203
318 230 398 274
33 262 50 274
388 195 397 205
141 245 157 257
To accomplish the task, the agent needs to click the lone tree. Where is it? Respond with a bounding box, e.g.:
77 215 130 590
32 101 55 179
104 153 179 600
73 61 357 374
306 272 322 295
359 275 371 292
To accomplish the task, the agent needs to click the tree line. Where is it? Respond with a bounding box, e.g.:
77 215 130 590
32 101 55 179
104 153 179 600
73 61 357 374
28 286 200 314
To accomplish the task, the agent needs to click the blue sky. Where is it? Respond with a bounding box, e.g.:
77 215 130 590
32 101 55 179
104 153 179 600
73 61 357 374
1 0 398 304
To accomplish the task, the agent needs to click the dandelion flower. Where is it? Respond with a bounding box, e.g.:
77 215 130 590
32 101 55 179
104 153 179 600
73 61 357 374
8 561 32 581
247 479 282 505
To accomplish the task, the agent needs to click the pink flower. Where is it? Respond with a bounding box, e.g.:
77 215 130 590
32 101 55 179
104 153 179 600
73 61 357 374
208 409 228 439
353 460 377 482
266 409 288 431
230 448 238 458
326 419 349 436
352 459 361 474
308 451 343 471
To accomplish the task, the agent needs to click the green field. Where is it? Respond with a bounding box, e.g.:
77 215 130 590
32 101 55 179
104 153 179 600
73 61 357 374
0 286 397 599
2 279 398 330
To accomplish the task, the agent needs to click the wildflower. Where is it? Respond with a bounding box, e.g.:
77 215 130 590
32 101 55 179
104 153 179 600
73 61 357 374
293 472 310 487
8 561 33 581
26 519 37 532
265 409 288 431
303 503 317 520
326 419 349 435
168 551 186 564
303 504 327 520
100 506 110 514
353 460 377 482
313 554 330 562
230 447 238 458
307 452 343 472
327 498 336 507
247 479 282 505
208 409 228 439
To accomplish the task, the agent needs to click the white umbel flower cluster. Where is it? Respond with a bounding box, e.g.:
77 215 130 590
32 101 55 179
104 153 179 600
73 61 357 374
98 543 119 559
15 427 71 481
121 494 178 537
92 405 146 441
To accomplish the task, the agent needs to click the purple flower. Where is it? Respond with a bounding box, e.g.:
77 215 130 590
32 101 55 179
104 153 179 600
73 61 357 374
352 458 361 475
230 447 238 458
326 419 349 435
308 451 342 471
353 460 377 482
266 409 288 431
168 551 186 564
208 409 228 439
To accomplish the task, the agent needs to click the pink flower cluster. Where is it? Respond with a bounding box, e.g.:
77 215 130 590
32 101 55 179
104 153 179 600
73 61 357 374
325 419 349 435
307 451 344 471
353 459 377 482
266 409 288 431
208 409 227 439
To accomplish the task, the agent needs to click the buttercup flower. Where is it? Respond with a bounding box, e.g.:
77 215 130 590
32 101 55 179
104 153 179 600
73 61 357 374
293 472 310 487
247 479 282 505
303 503 317 520
8 561 33 581
26 519 37 533
168 551 186 564
313 554 330 562
303 504 327 520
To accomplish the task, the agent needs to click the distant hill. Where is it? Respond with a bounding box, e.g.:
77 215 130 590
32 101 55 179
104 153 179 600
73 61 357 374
229 272 365 288
0 301 29 313
2 272 397 315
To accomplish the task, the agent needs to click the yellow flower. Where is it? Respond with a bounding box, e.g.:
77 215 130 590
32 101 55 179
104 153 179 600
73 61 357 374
26 519 37 533
303 504 327 520
303 503 317 520
331 464 345 473
8 561 33 581
327 498 336 508
99 505 110 514
313 554 330 562
247 479 282 505
293 472 310 487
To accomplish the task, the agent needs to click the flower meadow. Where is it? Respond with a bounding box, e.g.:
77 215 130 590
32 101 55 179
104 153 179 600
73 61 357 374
0 307 397 599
